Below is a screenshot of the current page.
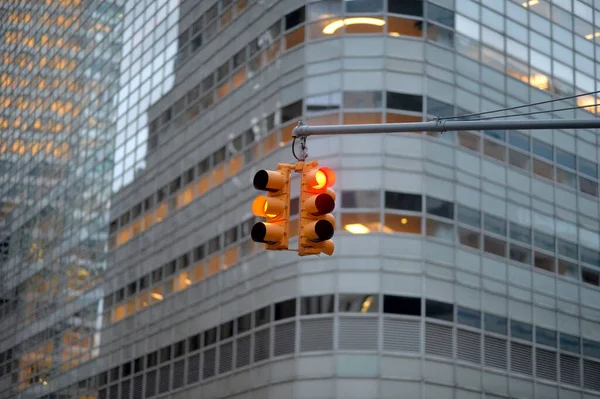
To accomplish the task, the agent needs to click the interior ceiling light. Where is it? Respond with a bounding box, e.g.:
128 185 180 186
521 0 539 7
323 17 386 35
585 32 600 40
344 223 370 234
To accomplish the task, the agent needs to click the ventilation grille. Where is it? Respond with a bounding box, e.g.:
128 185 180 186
510 342 532 376
145 370 156 398
109 384 118 399
219 342 233 374
187 353 200 384
172 359 185 389
300 318 333 352
203 347 216 379
158 365 170 393
236 335 251 368
121 379 130 399
133 375 143 399
535 348 556 381
274 322 295 356
457 329 481 364
425 323 452 358
383 318 419 353
484 336 506 369
583 359 600 391
560 354 580 386
338 317 378 350
254 328 270 362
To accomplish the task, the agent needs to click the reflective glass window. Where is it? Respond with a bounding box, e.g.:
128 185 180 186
533 139 553 160
388 0 423 16
510 222 531 244
427 3 454 27
457 206 480 228
508 131 529 151
345 0 383 13
342 190 380 208
309 0 342 21
534 230 555 251
343 91 382 108
558 239 578 259
560 333 580 353
426 197 453 219
511 320 533 341
484 313 507 335
536 327 557 348
484 214 506 236
340 294 379 313
385 191 422 211
457 307 481 328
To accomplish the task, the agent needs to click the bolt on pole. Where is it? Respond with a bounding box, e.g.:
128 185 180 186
292 118 600 138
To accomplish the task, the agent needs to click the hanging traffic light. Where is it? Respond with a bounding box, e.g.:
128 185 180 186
298 160 336 256
251 164 293 250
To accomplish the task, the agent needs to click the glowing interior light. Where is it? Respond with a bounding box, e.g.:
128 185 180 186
361 296 373 313
322 17 386 35
344 223 370 234
184 279 192 286
401 218 408 225
313 170 327 189
389 32 400 37
151 292 163 300
521 0 539 7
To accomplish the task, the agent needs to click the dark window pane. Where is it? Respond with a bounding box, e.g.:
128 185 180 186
174 340 186 358
558 259 578 280
285 6 306 30
220 321 234 340
134 357 144 373
457 307 480 328
237 314 252 333
427 3 454 27
343 91 382 108
188 334 201 351
511 320 532 341
339 294 379 313
510 244 531 264
459 228 480 249
510 222 531 244
345 0 383 13
533 231 554 252
204 328 217 346
147 352 158 368
484 139 506 161
583 340 600 359
426 197 453 219
425 299 453 321
556 149 576 169
484 313 507 335
457 206 480 228
484 236 506 257
388 0 423 17
581 247 600 268
281 100 303 123
560 333 580 353
160 346 171 363
536 327 556 348
579 157 598 178
301 295 334 315
274 298 296 320
386 91 423 112
533 139 553 160
582 267 600 286
255 306 271 327
509 131 530 150
427 98 453 117
383 295 420 316
484 214 506 236
558 239 577 259
385 191 422 211
342 190 380 208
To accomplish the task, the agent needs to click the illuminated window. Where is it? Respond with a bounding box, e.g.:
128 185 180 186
150 286 163 303
193 263 205 282
197 175 210 195
177 186 194 208
207 255 221 275
138 292 149 308
223 247 238 269
342 213 380 234
232 68 246 89
156 203 167 222
307 113 339 125
262 131 278 155
126 299 136 315
212 164 225 186
112 305 125 322
343 112 382 124
384 214 421 234
309 18 343 39
285 26 305 49
345 16 385 34
217 81 230 98
174 272 191 291
227 155 242 177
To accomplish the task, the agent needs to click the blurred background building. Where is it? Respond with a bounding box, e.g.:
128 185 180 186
5 0 600 398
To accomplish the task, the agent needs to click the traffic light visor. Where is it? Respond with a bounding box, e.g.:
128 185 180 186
252 196 284 218
305 219 334 242
251 222 284 244
311 167 336 190
253 170 286 192
305 192 335 215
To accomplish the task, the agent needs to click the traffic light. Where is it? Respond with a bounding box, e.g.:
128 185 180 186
250 164 293 250
298 160 336 256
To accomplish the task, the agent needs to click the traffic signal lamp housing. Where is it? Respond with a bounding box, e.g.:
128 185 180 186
298 160 336 256
251 165 293 250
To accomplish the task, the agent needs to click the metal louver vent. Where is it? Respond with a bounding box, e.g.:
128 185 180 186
109 384 118 399
560 354 580 386
425 323 453 358
219 342 233 374
535 348 556 381
583 359 600 391
339 317 378 350
121 379 131 399
172 359 185 389
187 353 200 384
457 329 481 364
133 375 143 399
383 318 420 353
158 365 170 394
203 347 216 379
236 335 251 368
510 342 532 375
300 318 333 352
254 328 270 362
484 336 506 369
145 370 156 398
274 322 296 356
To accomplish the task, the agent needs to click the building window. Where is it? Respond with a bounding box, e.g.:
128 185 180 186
342 190 380 208
383 295 420 315
301 295 334 315
425 299 453 321
385 191 421 211
426 197 453 219
386 91 422 112
388 0 422 17
340 294 379 313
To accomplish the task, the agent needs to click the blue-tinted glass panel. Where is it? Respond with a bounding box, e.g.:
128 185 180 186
510 222 531 244
427 3 454 27
558 239 578 259
484 214 506 236
510 320 532 341
458 206 480 228
581 247 600 267
427 98 454 117
426 197 454 219
345 0 383 12
484 130 505 141
457 307 481 328
534 230 554 251
536 326 557 347
508 131 530 151
556 149 576 169
560 333 580 353
533 139 553 160
579 158 598 178
484 313 507 335
583 339 600 359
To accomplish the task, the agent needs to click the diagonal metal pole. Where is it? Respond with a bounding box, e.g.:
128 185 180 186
292 118 600 138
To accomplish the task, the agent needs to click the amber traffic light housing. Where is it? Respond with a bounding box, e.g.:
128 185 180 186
251 164 293 250
298 160 336 256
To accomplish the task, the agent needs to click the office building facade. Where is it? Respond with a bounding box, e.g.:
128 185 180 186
47 0 600 398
